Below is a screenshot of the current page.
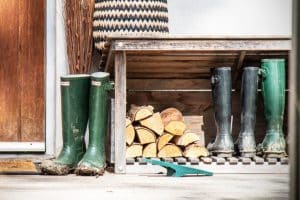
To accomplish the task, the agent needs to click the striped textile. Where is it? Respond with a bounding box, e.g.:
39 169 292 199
93 0 169 50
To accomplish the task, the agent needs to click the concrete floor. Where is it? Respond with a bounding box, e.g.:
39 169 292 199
0 173 289 200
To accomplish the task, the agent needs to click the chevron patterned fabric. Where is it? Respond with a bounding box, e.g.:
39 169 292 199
93 0 169 50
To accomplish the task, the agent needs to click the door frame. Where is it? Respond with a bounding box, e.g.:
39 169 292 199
45 0 68 156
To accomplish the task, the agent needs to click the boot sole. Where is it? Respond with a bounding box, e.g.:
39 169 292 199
75 166 105 176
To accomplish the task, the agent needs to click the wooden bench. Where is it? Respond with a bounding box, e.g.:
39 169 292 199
102 36 291 174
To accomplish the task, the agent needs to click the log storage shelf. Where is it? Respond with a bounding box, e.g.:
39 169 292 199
102 36 291 174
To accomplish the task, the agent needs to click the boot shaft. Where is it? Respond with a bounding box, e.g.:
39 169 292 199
261 59 286 131
60 74 90 148
88 72 112 148
240 67 259 134
56 74 90 166
211 67 232 135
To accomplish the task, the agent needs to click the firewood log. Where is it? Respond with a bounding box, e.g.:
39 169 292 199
158 144 182 158
160 107 184 126
135 126 156 145
173 132 200 146
164 121 186 136
126 144 143 158
126 125 135 145
183 144 209 158
128 104 154 121
142 143 157 158
139 112 164 136
157 133 174 151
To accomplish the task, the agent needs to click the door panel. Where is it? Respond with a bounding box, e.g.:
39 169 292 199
0 0 20 142
19 0 45 142
0 0 45 143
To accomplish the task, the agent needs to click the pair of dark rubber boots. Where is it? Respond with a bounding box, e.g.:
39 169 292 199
41 72 112 175
208 59 286 158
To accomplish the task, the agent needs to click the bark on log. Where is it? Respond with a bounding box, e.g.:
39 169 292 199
160 107 183 126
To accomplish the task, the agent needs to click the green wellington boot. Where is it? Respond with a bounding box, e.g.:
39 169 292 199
207 67 234 157
76 72 113 176
258 59 287 157
41 74 90 175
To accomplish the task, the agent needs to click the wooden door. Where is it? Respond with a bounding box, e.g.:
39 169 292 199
0 0 45 147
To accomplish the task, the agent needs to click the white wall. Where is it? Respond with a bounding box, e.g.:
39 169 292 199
168 0 292 36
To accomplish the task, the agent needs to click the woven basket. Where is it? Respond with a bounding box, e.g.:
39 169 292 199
93 0 169 50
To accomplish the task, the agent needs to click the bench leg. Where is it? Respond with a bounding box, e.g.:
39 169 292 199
114 52 127 174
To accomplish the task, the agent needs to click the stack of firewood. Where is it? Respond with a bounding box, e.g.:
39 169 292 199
126 105 209 158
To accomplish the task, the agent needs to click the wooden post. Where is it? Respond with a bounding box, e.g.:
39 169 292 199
114 51 127 174
290 0 299 198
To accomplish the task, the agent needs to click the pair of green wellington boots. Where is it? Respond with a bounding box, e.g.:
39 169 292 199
208 59 286 158
41 72 113 175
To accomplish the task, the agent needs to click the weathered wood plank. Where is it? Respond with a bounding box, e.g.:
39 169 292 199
227 157 239 165
212 156 226 165
112 39 291 52
127 64 215 74
127 72 211 79
280 157 289 165
127 55 238 62
114 52 127 174
187 157 200 165
233 51 247 87
183 116 205 146
136 157 147 165
161 158 174 163
266 158 278 165
239 157 252 165
126 158 135 165
127 79 211 90
200 157 213 164
175 157 187 165
253 156 265 165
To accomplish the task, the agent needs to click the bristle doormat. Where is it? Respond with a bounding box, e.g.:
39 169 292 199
0 160 39 175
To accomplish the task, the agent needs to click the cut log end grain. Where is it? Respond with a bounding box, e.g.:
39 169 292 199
126 125 135 145
160 107 184 126
140 112 164 136
143 143 157 158
183 144 209 158
158 144 183 158
135 126 156 145
129 104 154 121
165 121 186 136
126 144 143 158
157 133 174 151
174 132 200 146
125 118 132 127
